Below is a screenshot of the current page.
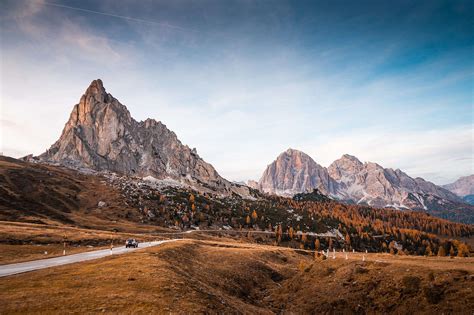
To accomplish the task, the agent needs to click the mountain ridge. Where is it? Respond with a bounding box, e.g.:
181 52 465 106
443 175 474 197
255 149 473 223
257 148 338 196
35 79 250 197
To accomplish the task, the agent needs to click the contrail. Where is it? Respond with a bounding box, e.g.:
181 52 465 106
43 1 193 32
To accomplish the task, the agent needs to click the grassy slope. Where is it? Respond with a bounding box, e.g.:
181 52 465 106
0 156 149 230
0 221 173 265
1 239 473 314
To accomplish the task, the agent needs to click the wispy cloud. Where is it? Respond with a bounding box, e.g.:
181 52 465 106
1 0 472 185
8 0 44 19
2 0 135 65
43 1 193 32
58 21 123 63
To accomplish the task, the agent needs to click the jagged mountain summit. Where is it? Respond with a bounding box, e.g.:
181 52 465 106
443 175 474 205
258 149 338 196
327 154 461 209
443 175 474 197
256 149 473 222
37 79 248 196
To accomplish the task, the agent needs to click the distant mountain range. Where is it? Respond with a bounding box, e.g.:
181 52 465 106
255 149 473 223
443 175 474 205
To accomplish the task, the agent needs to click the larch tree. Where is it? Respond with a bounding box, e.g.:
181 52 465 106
425 245 433 256
457 243 469 257
289 227 294 239
345 233 351 249
251 209 258 221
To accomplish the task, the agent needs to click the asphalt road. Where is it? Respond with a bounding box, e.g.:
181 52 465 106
0 229 338 278
0 239 177 278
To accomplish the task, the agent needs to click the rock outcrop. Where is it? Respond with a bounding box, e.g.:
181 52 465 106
327 154 461 209
257 150 466 213
443 175 474 197
258 149 338 196
246 180 259 190
38 79 245 196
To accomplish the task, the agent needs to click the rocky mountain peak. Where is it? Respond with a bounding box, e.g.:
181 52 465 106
284 148 299 154
258 149 338 196
257 150 466 216
443 175 474 197
277 149 313 168
82 79 109 103
70 79 131 130
85 79 105 94
37 79 249 196
341 154 362 163
280 148 307 159
328 154 364 182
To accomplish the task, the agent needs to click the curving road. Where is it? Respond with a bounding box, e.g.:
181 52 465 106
0 228 338 278
0 239 178 278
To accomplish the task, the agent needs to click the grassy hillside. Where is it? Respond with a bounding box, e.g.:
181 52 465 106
1 239 473 314
0 156 159 231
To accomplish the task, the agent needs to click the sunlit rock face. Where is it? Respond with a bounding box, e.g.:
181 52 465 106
258 148 339 197
258 149 462 212
328 154 461 209
39 79 235 194
443 175 474 197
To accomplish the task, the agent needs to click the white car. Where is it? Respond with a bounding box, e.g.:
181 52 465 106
125 239 139 248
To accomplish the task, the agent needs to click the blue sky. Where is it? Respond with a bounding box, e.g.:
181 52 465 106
0 0 472 184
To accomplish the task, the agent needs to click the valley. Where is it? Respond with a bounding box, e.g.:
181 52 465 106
1 239 473 314
1 156 472 259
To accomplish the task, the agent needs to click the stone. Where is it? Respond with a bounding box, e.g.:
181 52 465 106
256 149 466 215
257 148 338 196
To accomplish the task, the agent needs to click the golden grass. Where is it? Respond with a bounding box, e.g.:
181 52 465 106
0 221 168 264
0 157 172 233
1 239 473 314
0 244 109 265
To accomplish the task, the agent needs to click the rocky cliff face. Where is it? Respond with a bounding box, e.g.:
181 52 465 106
328 154 461 210
258 149 338 196
443 175 474 197
257 150 465 212
38 79 244 195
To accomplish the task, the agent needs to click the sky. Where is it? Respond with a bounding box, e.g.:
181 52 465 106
0 0 472 185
